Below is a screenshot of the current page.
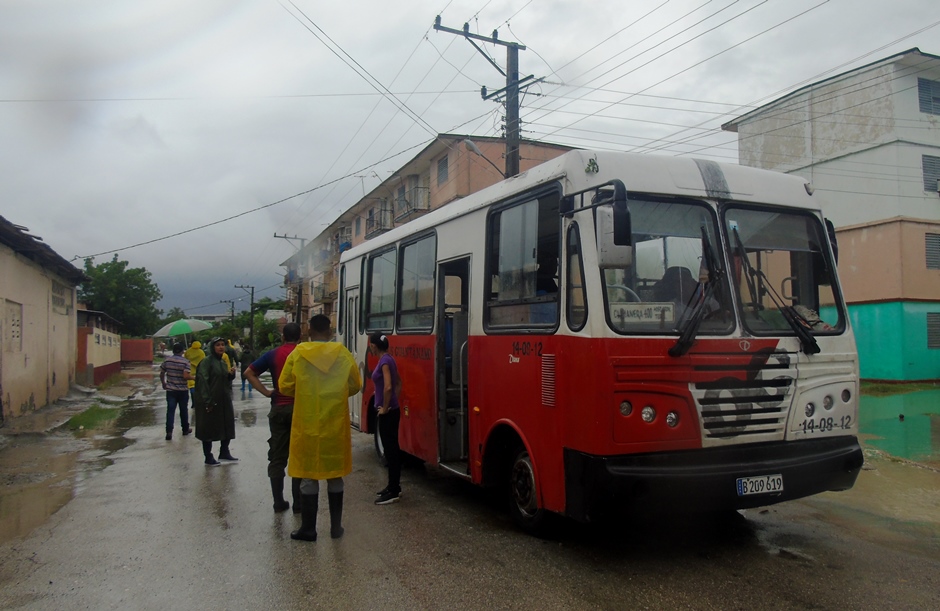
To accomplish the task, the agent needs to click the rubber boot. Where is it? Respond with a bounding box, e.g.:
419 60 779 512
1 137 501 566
291 478 303 514
270 477 289 512
290 494 318 541
328 491 344 539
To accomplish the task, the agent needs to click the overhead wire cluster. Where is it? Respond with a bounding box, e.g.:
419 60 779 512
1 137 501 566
66 0 940 311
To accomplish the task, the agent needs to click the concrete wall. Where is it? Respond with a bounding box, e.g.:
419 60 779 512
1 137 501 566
851 301 940 381
87 326 121 368
121 339 153 364
838 218 940 303
0 244 77 420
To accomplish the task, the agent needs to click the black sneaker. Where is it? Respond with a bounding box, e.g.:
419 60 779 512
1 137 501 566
375 487 403 498
205 456 221 466
375 490 400 505
182 427 192 436
218 454 239 462
165 433 172 441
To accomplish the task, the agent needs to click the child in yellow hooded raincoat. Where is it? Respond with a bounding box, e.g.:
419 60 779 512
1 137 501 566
184 341 206 400
278 314 361 541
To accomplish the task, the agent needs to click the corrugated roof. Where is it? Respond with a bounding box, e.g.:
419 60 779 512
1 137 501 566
0 215 87 285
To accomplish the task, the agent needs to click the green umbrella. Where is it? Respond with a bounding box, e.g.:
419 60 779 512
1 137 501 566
152 318 213 337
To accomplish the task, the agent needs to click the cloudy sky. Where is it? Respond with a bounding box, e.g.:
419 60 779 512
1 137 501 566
2 0 936 318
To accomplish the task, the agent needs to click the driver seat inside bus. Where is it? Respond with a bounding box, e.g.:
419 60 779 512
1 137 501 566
653 266 698 305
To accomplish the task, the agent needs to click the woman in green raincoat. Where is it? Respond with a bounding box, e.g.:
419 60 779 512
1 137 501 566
194 337 238 466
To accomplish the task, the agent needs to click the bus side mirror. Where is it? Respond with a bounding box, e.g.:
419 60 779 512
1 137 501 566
596 205 633 269
613 198 631 246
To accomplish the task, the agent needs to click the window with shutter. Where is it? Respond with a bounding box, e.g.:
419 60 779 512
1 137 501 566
928 312 940 349
923 155 940 192
918 78 940 115
927 233 940 270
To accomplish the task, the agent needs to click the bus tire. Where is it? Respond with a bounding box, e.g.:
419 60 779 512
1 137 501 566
508 446 550 535
372 412 388 467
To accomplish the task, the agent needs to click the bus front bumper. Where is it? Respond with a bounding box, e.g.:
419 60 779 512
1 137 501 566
563 436 863 522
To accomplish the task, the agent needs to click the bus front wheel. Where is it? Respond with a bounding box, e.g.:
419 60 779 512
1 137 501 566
508 447 550 534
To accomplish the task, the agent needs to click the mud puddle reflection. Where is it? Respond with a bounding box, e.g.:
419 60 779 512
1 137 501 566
0 402 155 545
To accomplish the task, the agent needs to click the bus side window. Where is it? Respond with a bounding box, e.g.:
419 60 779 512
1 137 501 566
485 191 560 330
566 224 587 331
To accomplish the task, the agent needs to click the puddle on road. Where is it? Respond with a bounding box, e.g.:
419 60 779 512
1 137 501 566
0 403 155 545
860 390 940 466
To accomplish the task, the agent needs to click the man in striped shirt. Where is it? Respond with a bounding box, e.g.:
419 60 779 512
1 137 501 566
161 342 194 441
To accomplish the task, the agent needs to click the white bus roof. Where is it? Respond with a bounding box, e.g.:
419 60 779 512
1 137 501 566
341 150 817 262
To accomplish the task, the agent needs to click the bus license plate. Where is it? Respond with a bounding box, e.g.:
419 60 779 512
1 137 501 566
736 474 783 496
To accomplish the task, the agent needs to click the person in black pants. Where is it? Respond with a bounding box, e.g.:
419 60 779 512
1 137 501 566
370 333 402 505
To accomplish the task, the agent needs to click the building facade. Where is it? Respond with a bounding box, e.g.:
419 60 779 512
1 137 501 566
723 48 940 380
282 134 572 330
76 307 122 386
0 216 85 423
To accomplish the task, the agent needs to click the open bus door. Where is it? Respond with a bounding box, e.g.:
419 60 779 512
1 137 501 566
343 287 362 429
437 257 470 476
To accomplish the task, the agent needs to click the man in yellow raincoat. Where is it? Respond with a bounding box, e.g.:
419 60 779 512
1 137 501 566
278 314 361 541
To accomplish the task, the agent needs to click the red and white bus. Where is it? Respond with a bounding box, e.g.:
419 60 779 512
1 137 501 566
338 150 863 532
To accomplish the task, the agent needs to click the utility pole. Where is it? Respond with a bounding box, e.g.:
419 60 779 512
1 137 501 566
219 300 235 326
235 285 255 351
274 233 308 326
434 16 533 178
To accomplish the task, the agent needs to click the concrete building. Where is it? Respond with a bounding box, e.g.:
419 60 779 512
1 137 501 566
722 48 940 381
282 134 573 330
76 307 122 386
0 216 86 423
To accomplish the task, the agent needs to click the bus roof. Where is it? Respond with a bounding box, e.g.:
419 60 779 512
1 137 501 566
341 150 818 262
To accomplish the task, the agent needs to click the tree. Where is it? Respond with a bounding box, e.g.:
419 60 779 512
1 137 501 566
161 307 188 324
79 255 163 337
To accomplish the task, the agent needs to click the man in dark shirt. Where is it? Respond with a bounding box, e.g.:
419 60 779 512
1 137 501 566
245 323 302 512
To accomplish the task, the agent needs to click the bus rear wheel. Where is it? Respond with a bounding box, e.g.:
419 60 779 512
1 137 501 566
508 447 550 535
373 413 388 467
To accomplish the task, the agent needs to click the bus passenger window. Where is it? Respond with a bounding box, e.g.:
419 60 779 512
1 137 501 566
485 190 560 330
365 248 396 331
398 235 436 331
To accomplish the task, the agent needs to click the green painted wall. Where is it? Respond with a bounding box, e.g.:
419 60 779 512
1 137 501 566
849 302 940 381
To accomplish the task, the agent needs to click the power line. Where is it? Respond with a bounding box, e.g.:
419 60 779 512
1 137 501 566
530 0 828 143
637 19 940 153
73 140 432 261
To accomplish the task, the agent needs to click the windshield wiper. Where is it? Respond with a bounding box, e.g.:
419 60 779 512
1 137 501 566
731 227 761 318
732 227 820 355
669 226 722 357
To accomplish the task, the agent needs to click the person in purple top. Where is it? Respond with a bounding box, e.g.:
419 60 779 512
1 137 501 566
370 332 403 505
245 323 302 512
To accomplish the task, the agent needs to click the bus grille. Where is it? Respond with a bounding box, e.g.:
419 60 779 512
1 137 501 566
692 360 794 439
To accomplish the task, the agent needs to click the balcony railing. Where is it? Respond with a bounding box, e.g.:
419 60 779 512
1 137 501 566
395 186 430 222
313 272 338 303
365 202 394 238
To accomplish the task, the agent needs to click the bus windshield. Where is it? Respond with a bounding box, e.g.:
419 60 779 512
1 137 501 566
724 206 843 336
601 197 733 335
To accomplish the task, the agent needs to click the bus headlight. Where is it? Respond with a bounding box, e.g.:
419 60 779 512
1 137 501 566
841 389 851 403
823 395 834 411
620 401 633 417
805 402 815 418
666 411 679 428
641 406 656 423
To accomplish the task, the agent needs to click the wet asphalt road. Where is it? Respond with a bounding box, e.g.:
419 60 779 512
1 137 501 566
0 375 939 610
